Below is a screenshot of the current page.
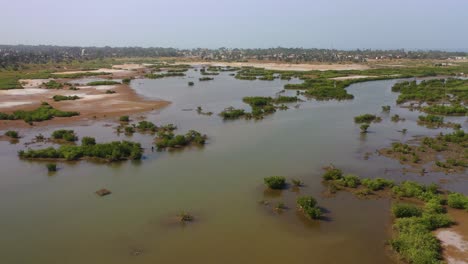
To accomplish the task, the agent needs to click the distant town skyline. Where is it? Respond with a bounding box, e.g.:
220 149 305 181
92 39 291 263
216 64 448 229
2 0 467 50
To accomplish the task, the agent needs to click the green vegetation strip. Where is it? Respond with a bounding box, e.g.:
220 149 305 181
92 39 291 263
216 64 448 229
321 166 468 263
19 139 142 161
0 102 79 123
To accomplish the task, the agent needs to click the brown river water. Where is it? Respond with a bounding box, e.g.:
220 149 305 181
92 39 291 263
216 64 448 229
0 68 466 263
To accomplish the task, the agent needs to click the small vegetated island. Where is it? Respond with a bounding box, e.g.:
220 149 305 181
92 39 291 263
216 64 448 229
0 102 79 124
378 130 468 173
220 96 300 120
392 78 467 115
19 137 143 161
320 165 468 264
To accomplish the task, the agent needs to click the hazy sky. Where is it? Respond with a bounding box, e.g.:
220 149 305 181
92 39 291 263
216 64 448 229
2 0 467 50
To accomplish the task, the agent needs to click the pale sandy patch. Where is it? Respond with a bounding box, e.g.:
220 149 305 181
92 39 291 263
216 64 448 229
437 230 468 252
0 101 33 108
180 62 369 72
331 75 377 80
112 64 145 70
19 79 51 88
52 68 129 75
0 88 47 95
73 94 118 101
76 85 118 91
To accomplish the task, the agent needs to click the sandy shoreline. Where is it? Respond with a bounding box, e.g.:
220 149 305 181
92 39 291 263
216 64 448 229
0 67 169 130
435 209 468 264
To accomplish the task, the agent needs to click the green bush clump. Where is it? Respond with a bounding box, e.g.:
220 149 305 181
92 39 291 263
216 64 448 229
155 130 206 149
423 104 467 115
263 176 286 189
322 167 343 181
5 130 19 138
296 196 322 219
87 80 121 86
392 181 439 202
81 137 96 146
145 72 185 79
188 81 194 86
19 141 143 161
361 178 394 191
354 114 377 123
0 102 79 123
46 163 57 172
52 95 80 101
418 114 444 124
43 80 64 89
424 199 445 214
392 203 423 218
105 90 116 94
336 174 361 188
360 123 370 133
447 193 468 209
119 116 130 122
219 107 246 120
136 121 157 132
51 129 78 142
199 77 214 81
382 105 391 112
122 78 132 84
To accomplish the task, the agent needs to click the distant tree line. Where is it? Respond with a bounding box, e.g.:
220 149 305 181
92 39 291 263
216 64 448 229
0 45 466 69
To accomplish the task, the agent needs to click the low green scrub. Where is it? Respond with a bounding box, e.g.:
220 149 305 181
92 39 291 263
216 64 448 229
335 174 360 188
0 102 79 123
422 104 467 115
447 193 468 209
361 178 394 191
393 79 468 105
119 115 130 122
382 105 391 112
354 114 378 123
5 130 19 138
418 114 444 124
81 137 96 146
155 130 206 149
297 196 322 219
392 203 423 218
322 167 343 181
219 107 246 120
52 95 80 101
51 129 78 142
145 72 185 79
392 181 439 202
43 80 64 89
87 80 121 86
391 213 452 264
136 121 157 132
199 77 214 81
264 176 286 189
54 72 111 79
46 163 57 172
18 140 143 161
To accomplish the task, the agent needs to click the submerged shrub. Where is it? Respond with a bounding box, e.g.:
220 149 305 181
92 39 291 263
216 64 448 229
5 130 19 138
51 129 78 142
264 176 286 189
322 167 343 181
46 163 57 172
336 174 361 188
81 137 96 146
361 178 394 191
297 196 322 219
119 115 130 122
354 114 377 123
